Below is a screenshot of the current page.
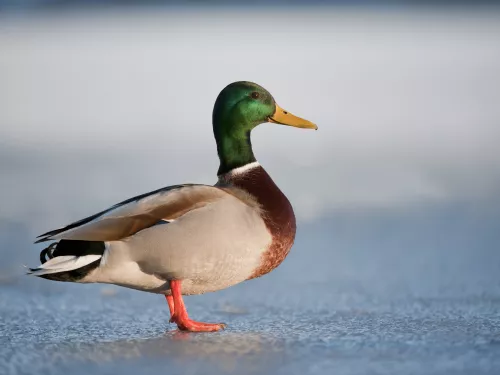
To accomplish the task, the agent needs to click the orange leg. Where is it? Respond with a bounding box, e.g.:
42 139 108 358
166 280 226 332
165 295 175 320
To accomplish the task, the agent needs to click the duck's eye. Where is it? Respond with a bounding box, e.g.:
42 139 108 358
251 92 260 99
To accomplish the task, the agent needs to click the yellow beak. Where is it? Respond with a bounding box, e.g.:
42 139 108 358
268 104 318 130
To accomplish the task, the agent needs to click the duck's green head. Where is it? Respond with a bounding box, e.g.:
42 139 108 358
213 81 317 175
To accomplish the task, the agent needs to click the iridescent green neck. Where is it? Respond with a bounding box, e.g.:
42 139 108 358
212 81 277 176
213 116 256 176
211 80 316 176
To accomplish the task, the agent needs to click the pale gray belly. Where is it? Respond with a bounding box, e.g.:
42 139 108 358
86 198 272 295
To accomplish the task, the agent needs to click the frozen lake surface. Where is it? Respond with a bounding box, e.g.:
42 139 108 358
2 202 500 375
2 263 500 375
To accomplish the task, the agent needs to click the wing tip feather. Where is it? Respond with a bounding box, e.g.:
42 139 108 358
34 237 52 244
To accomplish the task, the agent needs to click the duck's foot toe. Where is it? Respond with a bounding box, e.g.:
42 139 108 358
172 317 226 332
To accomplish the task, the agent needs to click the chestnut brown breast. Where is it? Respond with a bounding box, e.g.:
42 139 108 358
223 165 296 280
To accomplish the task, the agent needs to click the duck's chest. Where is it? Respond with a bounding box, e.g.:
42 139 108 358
224 166 297 280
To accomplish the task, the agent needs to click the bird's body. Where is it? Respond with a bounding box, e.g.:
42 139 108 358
30 81 316 331
81 164 291 296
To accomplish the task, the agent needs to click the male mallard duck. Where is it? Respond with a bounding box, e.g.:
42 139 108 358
29 81 317 332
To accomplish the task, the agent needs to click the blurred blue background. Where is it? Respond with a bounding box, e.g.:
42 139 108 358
1 1 500 375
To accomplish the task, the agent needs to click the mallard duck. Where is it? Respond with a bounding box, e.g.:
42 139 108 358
29 81 317 332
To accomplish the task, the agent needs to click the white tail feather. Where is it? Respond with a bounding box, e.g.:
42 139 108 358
29 255 102 276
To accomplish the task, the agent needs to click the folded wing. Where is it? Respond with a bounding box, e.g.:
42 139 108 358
36 184 231 242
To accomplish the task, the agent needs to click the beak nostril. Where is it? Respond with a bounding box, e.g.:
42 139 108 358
283 111 288 114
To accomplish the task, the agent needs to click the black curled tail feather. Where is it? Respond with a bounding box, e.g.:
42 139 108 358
32 240 105 282
40 243 57 264
49 240 105 258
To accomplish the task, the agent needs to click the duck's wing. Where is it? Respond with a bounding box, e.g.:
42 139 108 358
35 184 233 243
